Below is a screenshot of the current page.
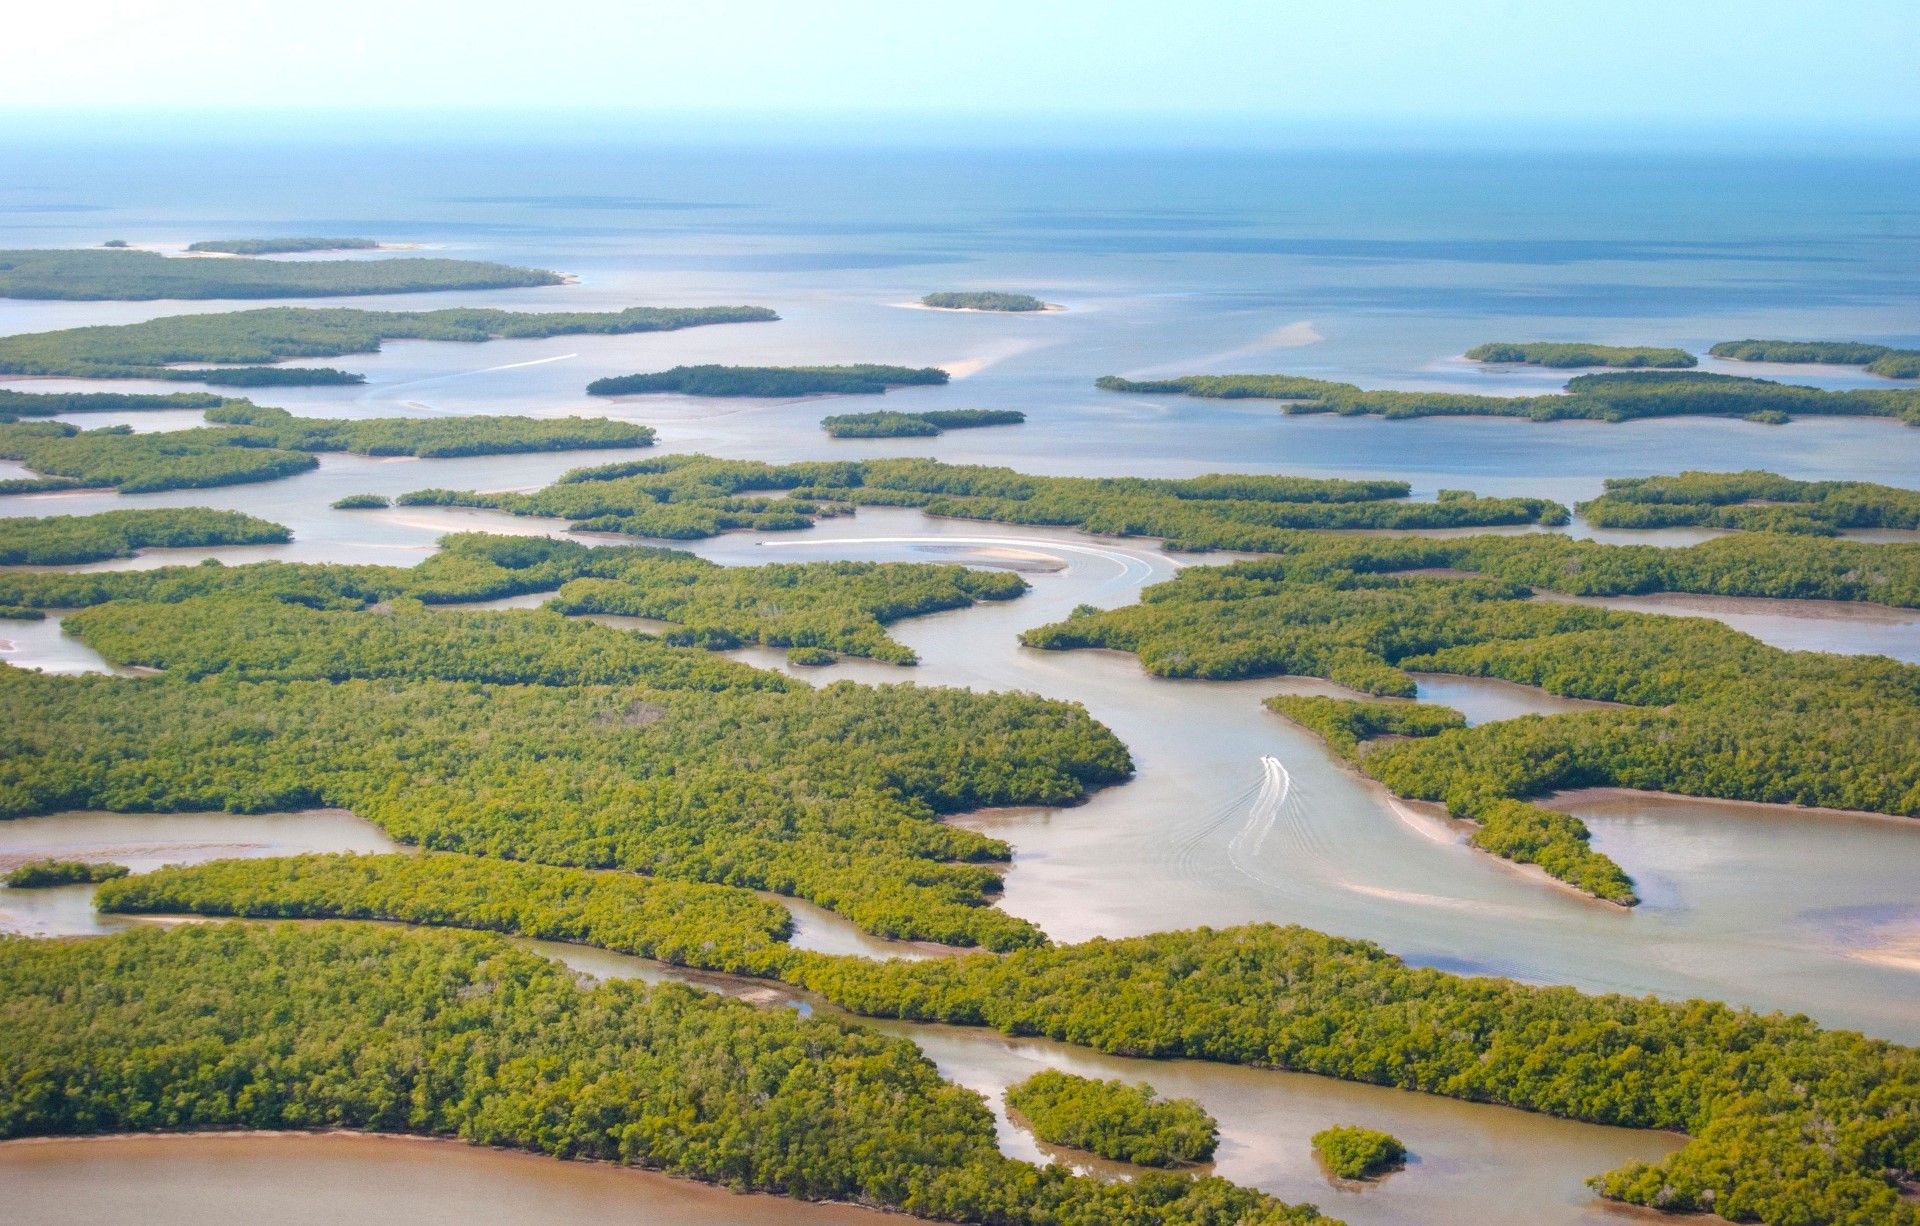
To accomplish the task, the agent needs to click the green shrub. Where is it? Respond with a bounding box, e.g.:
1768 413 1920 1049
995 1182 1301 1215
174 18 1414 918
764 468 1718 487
0 409 650 494
922 292 1048 312
0 247 562 300
4 859 130 888
0 390 226 418
794 923 1920 1225
824 411 942 437
590 364 949 397
824 409 1026 437
187 237 379 254
1465 342 1695 368
0 508 289 565
1710 339 1920 379
1097 369 1920 424
1005 1070 1218 1166
0 305 777 383
1311 1127 1405 1179
1578 469 1920 534
409 454 1564 549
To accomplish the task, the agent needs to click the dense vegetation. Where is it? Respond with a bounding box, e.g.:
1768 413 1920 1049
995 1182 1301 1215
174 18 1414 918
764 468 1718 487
0 663 1124 949
0 923 1330 1226
0 305 778 384
1097 370 1920 425
0 421 318 492
0 507 288 565
27 533 1023 667
0 477 87 494
1118 520 1920 607
1262 695 1465 759
823 412 939 437
400 455 842 538
0 389 228 420
823 409 1026 438
1003 1070 1219 1166
0 248 564 300
1711 339 1920 379
1310 1127 1405 1180
1022 528 1920 900
0 527 1016 666
1464 342 1695 368
0 534 1130 947
204 402 653 458
546 556 1026 664
94 851 818 979
921 292 1048 312
406 455 1564 548
331 493 389 509
61 598 787 692
4 859 128 888
100 853 794 974
186 237 380 254
0 530 677 610
588 365 950 397
0 408 650 494
1579 469 1920 534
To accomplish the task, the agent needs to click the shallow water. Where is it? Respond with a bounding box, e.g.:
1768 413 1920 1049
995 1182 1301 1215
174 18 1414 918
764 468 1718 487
0 613 135 674
0 1134 887 1226
1410 673 1619 725
0 810 398 936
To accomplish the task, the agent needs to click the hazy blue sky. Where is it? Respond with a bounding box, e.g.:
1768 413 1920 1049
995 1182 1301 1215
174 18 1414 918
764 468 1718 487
10 0 1919 133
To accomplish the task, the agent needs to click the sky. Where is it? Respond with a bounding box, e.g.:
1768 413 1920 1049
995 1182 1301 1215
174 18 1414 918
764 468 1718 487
8 0 1919 139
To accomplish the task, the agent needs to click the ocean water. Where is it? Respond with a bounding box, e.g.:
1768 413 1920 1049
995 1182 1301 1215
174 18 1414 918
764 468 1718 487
3 142 1919 495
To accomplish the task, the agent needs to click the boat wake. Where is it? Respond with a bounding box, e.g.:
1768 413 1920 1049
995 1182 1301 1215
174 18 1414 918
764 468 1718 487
1228 755 1291 864
1225 755 1332 896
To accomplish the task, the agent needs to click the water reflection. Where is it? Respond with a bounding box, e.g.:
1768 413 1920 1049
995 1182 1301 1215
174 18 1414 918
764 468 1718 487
0 614 137 675
1410 673 1618 725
